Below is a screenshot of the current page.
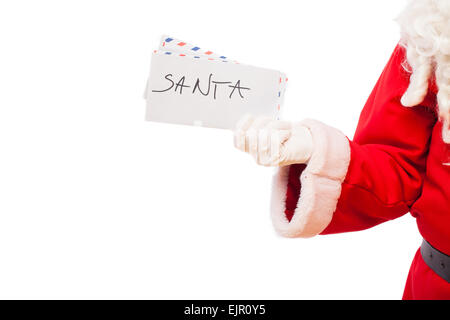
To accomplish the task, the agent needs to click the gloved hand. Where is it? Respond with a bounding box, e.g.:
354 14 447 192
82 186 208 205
233 114 314 167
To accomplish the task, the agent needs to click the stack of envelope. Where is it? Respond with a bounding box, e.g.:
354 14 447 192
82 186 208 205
144 35 287 129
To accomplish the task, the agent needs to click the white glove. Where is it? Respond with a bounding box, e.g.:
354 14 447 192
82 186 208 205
233 114 314 167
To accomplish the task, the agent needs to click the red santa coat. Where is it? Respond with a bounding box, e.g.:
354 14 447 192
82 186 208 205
270 44 450 299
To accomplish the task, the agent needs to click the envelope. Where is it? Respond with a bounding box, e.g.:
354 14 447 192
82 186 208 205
144 36 287 129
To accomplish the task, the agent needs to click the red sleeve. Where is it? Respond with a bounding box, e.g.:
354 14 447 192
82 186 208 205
270 45 437 238
320 45 437 234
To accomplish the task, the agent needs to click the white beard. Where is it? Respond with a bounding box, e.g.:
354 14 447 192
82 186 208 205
398 0 450 55
397 0 450 143
435 0 450 15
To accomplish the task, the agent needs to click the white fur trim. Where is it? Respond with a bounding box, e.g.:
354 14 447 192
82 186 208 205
270 119 351 238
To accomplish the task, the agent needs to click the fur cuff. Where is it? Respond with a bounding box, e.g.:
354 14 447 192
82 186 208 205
271 119 351 238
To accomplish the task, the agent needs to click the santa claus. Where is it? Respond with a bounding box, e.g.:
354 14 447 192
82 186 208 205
234 0 450 299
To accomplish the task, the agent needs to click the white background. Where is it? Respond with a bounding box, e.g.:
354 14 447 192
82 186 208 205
0 0 421 299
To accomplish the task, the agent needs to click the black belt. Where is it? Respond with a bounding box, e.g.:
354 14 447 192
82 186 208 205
421 239 450 283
